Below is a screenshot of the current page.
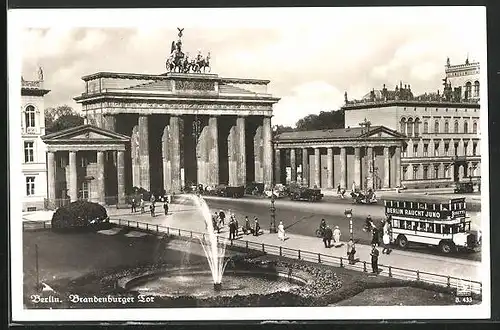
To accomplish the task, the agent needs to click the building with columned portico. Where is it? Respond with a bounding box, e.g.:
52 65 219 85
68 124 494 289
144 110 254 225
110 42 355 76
274 126 407 191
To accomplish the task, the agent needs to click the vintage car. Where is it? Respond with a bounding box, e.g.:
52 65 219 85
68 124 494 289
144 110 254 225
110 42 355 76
213 184 245 198
263 184 289 198
245 182 265 196
288 183 323 202
454 181 474 194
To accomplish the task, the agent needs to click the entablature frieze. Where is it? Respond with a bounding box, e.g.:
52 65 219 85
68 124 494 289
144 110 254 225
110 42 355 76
81 100 274 117
274 141 403 149
47 143 126 152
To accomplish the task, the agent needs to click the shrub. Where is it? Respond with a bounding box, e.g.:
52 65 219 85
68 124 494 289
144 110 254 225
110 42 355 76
51 200 109 232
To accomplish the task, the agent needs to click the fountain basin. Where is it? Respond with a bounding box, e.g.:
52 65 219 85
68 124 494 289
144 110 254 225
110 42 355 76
122 267 306 299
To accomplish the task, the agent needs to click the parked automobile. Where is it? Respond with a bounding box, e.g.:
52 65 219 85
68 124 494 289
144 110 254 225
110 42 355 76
214 184 245 198
264 184 289 198
245 182 265 196
288 183 323 202
454 181 474 194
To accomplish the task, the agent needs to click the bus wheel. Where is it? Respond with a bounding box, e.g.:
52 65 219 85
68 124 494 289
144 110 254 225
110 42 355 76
397 235 409 249
439 241 455 254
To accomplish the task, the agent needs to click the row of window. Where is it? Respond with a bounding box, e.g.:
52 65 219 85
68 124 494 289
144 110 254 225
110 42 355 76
400 119 478 135
393 219 470 234
402 163 479 180
26 176 91 198
401 141 478 158
464 81 480 98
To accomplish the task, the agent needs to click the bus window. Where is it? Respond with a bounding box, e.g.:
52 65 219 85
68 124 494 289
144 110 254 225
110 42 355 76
443 225 451 234
436 225 442 234
427 223 434 232
393 219 400 228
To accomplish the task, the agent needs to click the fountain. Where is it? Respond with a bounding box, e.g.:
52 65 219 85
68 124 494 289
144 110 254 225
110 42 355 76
193 195 230 291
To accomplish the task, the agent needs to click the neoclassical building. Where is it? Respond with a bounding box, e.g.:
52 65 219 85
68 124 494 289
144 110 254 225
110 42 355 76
342 58 481 189
21 68 50 211
274 126 406 190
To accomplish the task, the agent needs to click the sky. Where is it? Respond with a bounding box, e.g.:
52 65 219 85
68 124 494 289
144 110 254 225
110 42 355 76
15 7 487 127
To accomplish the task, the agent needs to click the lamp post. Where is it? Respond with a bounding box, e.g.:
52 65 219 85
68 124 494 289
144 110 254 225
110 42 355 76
269 189 277 233
345 209 353 241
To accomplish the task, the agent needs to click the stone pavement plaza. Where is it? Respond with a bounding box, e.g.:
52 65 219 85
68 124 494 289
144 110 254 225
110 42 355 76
105 201 482 286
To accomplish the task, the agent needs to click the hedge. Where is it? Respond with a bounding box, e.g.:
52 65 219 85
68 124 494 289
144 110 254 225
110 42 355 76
51 200 109 232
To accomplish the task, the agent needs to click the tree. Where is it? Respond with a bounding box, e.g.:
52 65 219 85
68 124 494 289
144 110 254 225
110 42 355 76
272 125 294 137
45 105 79 129
46 114 85 133
295 109 345 131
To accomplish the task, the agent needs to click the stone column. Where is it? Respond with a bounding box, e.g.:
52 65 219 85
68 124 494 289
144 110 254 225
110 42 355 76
254 125 263 183
138 115 150 191
340 147 347 189
117 150 126 205
314 148 321 188
208 116 219 187
131 125 141 188
354 147 361 190
326 147 333 189
47 151 56 201
262 117 273 188
439 139 445 156
366 147 374 190
162 125 172 192
236 117 246 186
170 116 181 193
302 148 309 187
290 148 297 183
96 151 105 204
68 151 77 202
228 125 238 186
274 148 281 184
395 146 401 187
383 146 390 188
450 163 455 181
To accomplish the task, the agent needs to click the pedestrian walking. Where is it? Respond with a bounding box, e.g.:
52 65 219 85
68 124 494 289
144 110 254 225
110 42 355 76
382 218 393 254
333 225 341 246
219 210 226 226
351 181 356 193
337 183 341 195
163 202 169 215
364 215 374 232
213 212 220 233
323 225 333 248
371 226 380 246
150 194 156 207
347 238 356 264
140 198 145 214
370 244 379 274
253 218 261 236
229 219 237 240
277 221 285 241
244 216 251 235
131 198 136 213
150 203 155 217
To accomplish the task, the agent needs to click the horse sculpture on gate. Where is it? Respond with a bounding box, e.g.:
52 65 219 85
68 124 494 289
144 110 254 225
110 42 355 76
193 52 211 74
165 28 211 74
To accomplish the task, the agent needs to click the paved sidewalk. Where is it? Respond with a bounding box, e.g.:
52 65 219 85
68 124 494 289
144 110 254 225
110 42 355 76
108 204 483 288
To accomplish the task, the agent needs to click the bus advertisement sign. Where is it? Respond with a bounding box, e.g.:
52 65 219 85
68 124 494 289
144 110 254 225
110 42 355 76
385 207 449 220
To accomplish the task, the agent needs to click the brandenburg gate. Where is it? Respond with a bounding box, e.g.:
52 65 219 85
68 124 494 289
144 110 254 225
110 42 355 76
73 36 279 196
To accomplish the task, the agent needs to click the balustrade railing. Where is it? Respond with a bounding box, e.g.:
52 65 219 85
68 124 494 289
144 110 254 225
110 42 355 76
22 217 482 295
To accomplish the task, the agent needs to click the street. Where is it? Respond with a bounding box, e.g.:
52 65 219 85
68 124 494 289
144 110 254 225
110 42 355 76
202 195 482 262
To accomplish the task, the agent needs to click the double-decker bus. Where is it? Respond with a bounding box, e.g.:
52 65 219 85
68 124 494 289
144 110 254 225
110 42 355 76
383 196 481 254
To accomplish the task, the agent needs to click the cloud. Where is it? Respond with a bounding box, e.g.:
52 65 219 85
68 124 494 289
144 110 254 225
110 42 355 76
273 81 344 127
15 7 486 125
